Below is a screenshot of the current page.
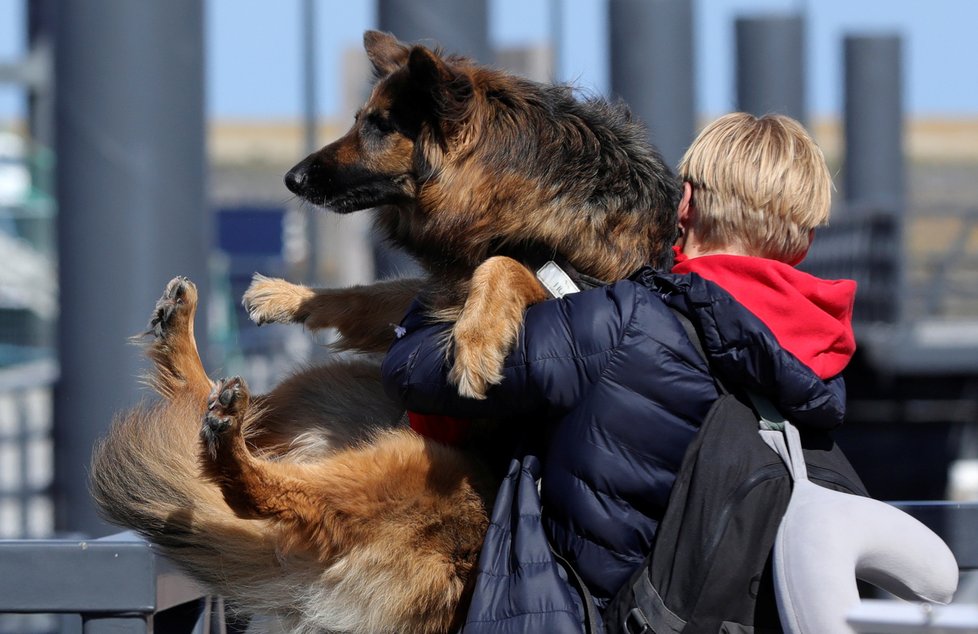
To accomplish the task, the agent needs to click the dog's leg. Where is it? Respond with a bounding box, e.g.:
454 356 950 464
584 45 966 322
199 376 302 519
242 274 424 353
199 377 486 554
199 375 487 634
142 276 213 401
449 256 549 399
200 375 382 526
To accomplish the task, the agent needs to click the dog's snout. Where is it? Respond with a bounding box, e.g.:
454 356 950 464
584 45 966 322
284 166 308 195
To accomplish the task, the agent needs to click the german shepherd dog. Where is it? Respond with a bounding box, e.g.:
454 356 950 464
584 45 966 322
90 31 680 634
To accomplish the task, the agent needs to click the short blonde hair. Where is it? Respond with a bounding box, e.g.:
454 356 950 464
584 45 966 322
678 112 832 263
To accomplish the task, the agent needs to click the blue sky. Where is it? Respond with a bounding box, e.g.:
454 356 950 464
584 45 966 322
1 0 976 121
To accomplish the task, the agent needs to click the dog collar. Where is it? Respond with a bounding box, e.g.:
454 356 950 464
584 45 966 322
489 240 608 299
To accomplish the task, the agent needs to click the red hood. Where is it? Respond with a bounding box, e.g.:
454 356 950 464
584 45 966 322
672 250 857 379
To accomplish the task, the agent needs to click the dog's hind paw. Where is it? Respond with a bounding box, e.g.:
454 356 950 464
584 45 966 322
201 376 249 459
242 274 315 325
143 276 198 341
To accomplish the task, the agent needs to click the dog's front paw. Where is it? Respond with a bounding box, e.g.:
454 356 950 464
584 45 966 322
449 335 505 400
242 274 314 325
201 376 249 459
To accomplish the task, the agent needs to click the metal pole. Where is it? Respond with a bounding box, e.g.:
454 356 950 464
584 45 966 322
302 0 318 155
843 34 904 212
549 0 564 81
377 0 491 64
735 14 806 124
842 34 905 324
843 34 905 324
27 0 56 153
301 0 322 286
609 0 695 169
54 0 207 536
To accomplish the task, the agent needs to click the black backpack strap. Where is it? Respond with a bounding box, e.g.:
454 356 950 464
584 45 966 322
551 548 601 634
669 305 704 360
668 306 729 395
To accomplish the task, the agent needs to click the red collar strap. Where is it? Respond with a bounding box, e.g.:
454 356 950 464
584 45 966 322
407 411 472 446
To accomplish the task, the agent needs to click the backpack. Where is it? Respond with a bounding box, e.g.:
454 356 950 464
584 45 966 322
603 314 868 634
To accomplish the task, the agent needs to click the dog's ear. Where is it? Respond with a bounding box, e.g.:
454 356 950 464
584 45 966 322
408 46 472 123
364 30 409 78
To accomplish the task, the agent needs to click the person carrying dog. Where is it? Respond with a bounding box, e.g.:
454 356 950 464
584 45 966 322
381 112 856 632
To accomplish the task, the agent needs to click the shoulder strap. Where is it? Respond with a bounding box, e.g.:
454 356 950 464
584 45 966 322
668 306 729 395
669 305 705 360
669 307 807 480
551 547 601 634
751 392 810 482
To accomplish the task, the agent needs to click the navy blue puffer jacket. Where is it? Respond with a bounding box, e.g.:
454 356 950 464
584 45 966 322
382 266 849 632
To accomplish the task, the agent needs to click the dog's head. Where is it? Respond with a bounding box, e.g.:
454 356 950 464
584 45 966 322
284 31 471 214
286 31 681 277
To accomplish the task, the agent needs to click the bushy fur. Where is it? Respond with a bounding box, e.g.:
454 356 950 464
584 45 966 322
245 30 681 398
91 31 681 633
92 278 489 633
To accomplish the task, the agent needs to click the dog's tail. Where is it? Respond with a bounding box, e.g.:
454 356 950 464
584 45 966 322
90 394 322 620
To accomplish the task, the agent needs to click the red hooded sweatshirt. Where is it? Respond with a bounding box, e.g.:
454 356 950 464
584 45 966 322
672 250 857 380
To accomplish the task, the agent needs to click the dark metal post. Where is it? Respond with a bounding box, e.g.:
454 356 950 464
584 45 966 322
843 34 904 212
735 14 806 124
843 34 905 324
302 0 318 155
301 0 322 285
377 0 491 63
27 0 56 153
54 0 207 536
609 0 695 169
549 0 564 81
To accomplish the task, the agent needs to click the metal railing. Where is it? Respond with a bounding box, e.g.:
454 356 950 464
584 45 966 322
0 506 973 633
0 532 227 634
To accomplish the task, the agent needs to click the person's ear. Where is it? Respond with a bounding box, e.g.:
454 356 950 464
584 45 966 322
678 181 694 230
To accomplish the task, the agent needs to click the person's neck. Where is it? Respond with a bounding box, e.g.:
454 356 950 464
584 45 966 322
680 235 750 260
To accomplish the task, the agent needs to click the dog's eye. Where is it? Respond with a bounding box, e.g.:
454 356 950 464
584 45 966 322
367 113 394 134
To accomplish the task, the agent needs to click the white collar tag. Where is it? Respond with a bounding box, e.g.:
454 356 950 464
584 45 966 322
536 260 581 298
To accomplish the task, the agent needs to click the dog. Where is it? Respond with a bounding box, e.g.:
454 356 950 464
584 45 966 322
90 31 680 634
242 29 679 399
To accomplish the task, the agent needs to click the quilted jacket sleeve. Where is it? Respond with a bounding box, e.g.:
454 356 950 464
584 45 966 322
381 283 637 420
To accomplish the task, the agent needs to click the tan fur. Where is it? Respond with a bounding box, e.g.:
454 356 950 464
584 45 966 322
245 275 424 354
448 257 549 397
244 258 547 400
92 278 489 633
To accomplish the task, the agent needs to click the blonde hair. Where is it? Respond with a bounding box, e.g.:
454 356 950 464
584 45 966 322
678 112 832 263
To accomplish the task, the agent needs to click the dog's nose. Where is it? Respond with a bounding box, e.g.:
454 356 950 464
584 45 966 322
284 166 308 194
